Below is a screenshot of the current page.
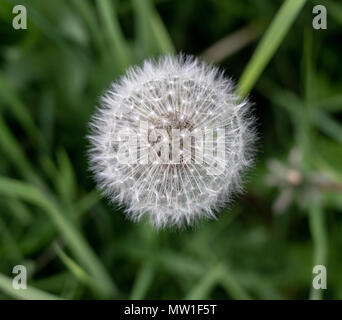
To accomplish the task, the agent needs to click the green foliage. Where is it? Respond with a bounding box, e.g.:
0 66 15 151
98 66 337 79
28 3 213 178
0 0 341 300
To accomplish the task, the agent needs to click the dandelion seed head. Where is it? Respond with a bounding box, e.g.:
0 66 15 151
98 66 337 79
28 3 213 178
88 54 256 229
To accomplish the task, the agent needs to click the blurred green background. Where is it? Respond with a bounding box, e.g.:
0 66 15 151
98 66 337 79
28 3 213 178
0 0 341 300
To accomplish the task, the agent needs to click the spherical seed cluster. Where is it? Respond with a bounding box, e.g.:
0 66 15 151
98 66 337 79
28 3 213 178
88 55 256 229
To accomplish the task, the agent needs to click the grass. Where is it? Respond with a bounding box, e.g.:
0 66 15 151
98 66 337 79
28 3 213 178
0 0 341 300
237 0 307 97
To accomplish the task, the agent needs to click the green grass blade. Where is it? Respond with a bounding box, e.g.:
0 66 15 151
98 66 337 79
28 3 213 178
73 191 101 219
313 110 342 144
308 204 328 300
316 94 342 112
132 0 175 57
0 176 116 297
96 0 130 72
301 29 328 300
264 85 342 145
0 72 39 141
185 263 251 299
6 199 33 226
149 10 175 55
54 243 105 295
220 267 252 300
185 264 221 299
237 0 307 97
69 0 106 53
56 149 77 205
0 217 22 261
0 115 41 185
130 262 155 299
0 273 62 300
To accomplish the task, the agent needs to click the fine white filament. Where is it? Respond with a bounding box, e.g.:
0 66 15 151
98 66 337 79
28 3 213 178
88 55 255 229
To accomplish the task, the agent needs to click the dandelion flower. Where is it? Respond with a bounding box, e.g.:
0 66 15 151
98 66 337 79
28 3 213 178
88 55 256 229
